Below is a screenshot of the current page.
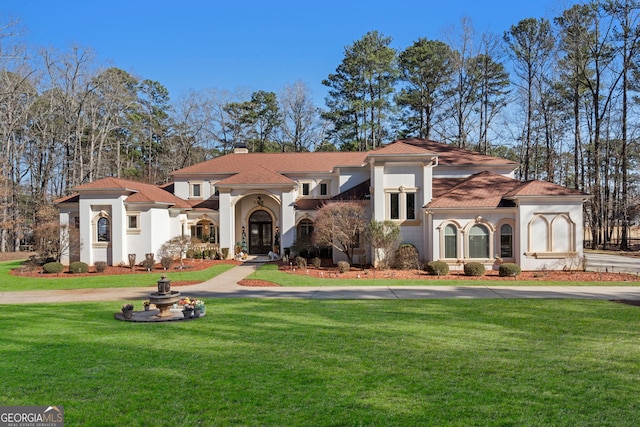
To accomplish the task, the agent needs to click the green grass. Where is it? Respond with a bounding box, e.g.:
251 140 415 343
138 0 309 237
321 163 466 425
0 260 236 291
250 263 639 287
1 299 639 425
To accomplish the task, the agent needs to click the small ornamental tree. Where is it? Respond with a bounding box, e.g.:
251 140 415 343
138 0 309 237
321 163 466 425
365 220 400 269
157 235 195 267
312 202 366 265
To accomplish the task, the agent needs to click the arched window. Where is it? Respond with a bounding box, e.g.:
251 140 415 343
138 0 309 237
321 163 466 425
444 224 457 258
298 219 314 241
500 224 513 258
97 217 110 242
469 224 489 258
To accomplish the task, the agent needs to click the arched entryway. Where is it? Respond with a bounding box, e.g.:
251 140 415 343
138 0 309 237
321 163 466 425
249 210 273 254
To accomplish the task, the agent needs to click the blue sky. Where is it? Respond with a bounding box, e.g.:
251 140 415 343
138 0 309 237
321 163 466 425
3 0 576 105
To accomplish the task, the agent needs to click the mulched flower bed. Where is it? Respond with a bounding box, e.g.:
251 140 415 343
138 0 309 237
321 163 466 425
10 259 240 286
237 262 640 286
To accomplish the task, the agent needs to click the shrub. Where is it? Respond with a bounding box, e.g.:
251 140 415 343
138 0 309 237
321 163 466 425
499 263 521 277
42 262 64 274
68 261 89 274
94 261 107 273
160 256 173 270
464 262 485 276
186 249 195 258
221 248 229 259
295 256 307 269
311 257 322 269
394 243 420 270
142 253 155 271
337 260 350 273
425 260 449 276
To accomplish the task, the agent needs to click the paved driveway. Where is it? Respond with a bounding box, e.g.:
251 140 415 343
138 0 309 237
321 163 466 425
584 252 640 274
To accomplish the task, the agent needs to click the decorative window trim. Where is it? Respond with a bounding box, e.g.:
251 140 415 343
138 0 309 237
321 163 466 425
462 217 495 260
527 213 576 254
127 212 141 235
297 218 314 240
301 182 310 196
385 187 419 223
189 181 203 199
438 221 462 260
318 181 330 197
496 219 515 260
92 211 111 247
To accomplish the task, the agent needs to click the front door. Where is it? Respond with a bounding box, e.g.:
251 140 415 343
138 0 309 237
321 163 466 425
249 210 272 254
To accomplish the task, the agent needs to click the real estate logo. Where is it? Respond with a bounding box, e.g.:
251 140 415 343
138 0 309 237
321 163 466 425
0 406 64 427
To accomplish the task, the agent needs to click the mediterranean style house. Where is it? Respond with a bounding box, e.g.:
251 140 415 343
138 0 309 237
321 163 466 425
56 138 589 271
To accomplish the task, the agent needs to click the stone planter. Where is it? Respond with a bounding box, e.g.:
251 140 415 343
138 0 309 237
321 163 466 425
182 308 194 318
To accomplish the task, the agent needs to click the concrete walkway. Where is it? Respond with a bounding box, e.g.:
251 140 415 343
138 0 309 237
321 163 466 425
2 261 640 304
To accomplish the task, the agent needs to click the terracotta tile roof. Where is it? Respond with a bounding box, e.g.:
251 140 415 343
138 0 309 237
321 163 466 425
505 180 587 197
54 193 80 204
72 177 190 208
427 172 523 208
216 166 295 186
368 141 436 155
398 138 518 166
431 178 465 198
188 199 220 210
294 199 325 210
428 172 588 209
172 151 368 177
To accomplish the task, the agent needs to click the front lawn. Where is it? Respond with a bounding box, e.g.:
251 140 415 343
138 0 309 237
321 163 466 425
0 299 638 425
0 260 236 291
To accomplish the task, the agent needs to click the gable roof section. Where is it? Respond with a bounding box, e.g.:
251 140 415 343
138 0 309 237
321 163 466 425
216 165 296 186
505 180 587 198
69 177 189 208
427 171 521 208
172 151 368 177
398 138 518 167
428 172 589 209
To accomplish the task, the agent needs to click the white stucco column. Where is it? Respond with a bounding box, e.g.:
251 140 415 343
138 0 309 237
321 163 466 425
372 163 385 221
280 190 296 253
423 162 433 204
59 211 71 265
79 198 93 265
218 191 234 258
112 196 127 265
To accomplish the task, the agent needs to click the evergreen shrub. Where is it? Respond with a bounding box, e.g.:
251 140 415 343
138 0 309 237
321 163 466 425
499 263 521 277
425 260 449 276
464 262 485 276
43 262 64 274
69 261 89 274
